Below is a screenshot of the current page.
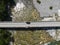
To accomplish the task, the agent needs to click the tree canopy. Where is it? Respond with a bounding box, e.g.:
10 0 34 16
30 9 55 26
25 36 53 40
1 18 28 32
48 40 60 45
0 0 15 21
0 29 11 45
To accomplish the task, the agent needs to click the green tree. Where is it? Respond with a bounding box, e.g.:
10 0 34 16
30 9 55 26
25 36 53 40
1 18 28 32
0 0 15 21
0 0 7 21
48 40 60 45
0 29 11 45
37 0 41 4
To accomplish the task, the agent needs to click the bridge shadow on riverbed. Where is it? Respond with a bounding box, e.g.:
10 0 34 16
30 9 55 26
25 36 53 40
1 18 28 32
0 27 60 31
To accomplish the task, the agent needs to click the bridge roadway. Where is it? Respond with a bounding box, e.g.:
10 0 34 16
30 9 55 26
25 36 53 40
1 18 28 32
0 21 60 28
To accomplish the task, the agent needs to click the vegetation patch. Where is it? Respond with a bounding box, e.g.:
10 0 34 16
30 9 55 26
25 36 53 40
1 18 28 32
0 29 11 45
48 40 60 45
37 0 41 4
49 6 53 10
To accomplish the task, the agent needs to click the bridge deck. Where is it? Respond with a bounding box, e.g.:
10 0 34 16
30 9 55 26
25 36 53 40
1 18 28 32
0 22 60 28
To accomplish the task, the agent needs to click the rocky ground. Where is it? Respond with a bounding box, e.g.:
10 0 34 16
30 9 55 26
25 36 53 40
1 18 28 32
12 7 40 22
11 0 55 45
13 30 53 45
11 0 40 22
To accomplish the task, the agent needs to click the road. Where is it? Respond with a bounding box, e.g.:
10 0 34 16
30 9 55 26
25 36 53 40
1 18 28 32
0 22 60 28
